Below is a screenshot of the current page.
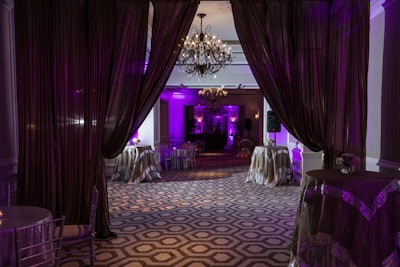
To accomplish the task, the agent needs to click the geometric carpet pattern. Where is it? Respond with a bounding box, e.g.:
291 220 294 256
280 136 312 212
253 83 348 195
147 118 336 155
62 153 301 267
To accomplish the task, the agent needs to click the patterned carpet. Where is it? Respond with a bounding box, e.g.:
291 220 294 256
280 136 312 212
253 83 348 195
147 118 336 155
62 152 301 267
159 152 251 182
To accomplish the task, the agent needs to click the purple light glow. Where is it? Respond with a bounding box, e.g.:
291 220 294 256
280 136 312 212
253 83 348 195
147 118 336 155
172 93 186 100
129 132 139 145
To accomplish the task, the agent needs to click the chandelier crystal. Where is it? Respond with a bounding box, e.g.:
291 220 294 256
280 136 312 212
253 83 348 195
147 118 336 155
177 13 232 78
198 88 228 112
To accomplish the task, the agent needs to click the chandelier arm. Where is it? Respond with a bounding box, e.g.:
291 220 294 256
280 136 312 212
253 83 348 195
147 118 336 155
207 65 222 75
198 88 228 111
177 13 232 78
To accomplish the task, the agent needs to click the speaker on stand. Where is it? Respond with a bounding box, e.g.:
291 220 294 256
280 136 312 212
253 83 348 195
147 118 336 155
267 111 281 145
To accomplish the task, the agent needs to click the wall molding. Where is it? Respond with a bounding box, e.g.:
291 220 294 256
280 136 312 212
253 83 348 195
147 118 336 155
377 159 400 171
0 157 17 166
0 0 18 169
0 158 18 178
371 0 386 18
0 0 14 8
382 0 399 9
8 0 18 160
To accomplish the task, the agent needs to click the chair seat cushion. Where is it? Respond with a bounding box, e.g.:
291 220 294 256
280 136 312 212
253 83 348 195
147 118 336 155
62 224 91 241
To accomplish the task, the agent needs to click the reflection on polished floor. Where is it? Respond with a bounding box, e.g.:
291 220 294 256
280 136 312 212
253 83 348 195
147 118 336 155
64 151 300 266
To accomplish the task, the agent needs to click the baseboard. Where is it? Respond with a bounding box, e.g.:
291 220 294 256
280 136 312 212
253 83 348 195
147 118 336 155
366 156 379 172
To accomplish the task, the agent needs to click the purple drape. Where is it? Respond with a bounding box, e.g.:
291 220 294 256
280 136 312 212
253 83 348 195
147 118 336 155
231 0 369 168
101 0 199 158
14 0 198 237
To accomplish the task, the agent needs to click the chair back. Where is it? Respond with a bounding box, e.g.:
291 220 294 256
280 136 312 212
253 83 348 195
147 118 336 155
60 186 98 266
181 142 196 151
187 146 196 159
89 186 99 233
16 216 65 267
195 139 205 153
163 147 173 158
176 149 188 158
161 148 174 170
153 146 162 171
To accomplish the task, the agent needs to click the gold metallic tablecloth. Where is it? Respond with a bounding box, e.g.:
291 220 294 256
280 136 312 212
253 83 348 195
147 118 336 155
246 146 292 187
112 145 161 183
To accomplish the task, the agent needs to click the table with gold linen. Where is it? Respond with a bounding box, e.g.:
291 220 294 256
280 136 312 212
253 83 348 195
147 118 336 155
245 145 292 186
290 169 400 267
112 145 161 183
0 206 53 266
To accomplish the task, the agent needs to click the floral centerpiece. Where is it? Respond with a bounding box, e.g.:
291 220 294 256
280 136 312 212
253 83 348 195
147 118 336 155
131 137 140 145
267 138 275 146
335 152 360 175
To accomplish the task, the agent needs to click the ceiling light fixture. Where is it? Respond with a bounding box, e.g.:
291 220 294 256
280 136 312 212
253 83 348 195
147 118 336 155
198 88 228 112
177 13 232 78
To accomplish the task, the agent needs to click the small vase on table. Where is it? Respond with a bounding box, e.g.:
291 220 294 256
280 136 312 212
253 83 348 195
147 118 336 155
340 165 356 175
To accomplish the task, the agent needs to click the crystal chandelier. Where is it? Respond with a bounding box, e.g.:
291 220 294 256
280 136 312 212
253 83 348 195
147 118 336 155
198 88 228 112
177 13 232 78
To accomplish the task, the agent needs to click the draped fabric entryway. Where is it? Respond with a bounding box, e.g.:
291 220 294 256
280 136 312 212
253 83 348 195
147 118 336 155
14 0 369 237
15 0 199 237
231 0 369 169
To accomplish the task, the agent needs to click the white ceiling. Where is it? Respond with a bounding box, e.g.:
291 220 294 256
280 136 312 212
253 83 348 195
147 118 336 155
166 1 257 90
165 0 384 90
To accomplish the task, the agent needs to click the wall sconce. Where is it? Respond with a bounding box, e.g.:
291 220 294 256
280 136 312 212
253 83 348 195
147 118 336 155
197 117 202 123
230 117 237 123
255 112 260 120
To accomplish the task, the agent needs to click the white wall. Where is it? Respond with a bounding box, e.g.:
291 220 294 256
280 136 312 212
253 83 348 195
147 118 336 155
366 4 385 171
138 109 155 148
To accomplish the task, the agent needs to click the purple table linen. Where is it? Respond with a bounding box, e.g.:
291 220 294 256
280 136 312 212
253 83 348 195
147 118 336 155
290 169 400 267
0 206 53 267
